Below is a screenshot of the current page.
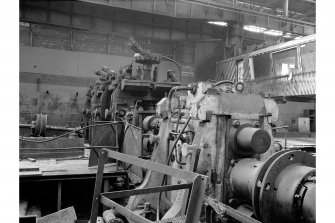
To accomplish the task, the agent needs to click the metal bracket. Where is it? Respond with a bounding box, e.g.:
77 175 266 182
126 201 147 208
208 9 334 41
89 149 207 223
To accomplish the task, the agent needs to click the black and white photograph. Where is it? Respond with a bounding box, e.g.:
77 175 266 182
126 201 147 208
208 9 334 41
2 0 332 222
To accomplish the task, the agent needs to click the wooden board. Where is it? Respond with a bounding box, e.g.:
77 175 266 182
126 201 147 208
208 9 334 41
19 148 84 160
37 206 76 223
19 159 117 177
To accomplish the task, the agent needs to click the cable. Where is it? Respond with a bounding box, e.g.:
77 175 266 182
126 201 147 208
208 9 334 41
161 56 182 83
19 121 123 143
156 116 192 221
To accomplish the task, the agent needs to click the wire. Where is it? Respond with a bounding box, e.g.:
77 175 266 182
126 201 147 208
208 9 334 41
156 116 192 221
19 121 123 143
161 56 182 83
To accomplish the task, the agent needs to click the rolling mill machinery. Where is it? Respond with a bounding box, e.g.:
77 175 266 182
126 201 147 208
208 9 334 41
88 80 315 223
83 36 180 126
82 36 183 171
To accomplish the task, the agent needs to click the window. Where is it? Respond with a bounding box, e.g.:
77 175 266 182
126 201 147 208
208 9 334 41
300 42 316 72
253 53 271 79
272 48 298 76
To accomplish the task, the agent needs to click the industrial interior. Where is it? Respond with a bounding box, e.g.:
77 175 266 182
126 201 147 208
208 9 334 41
19 0 316 223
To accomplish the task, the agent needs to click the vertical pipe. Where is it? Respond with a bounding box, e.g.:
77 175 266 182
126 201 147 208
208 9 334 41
57 181 62 211
283 0 289 17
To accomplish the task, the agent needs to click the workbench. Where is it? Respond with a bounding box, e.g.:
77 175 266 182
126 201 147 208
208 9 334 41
19 158 126 213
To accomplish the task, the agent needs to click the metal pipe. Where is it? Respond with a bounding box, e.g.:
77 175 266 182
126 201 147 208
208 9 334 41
20 123 76 131
212 80 235 87
161 56 182 83
283 0 289 17
167 86 192 114
19 122 123 143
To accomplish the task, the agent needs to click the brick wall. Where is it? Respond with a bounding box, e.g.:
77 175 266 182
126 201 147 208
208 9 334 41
20 22 197 76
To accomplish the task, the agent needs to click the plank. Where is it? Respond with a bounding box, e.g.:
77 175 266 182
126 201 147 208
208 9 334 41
19 159 117 177
36 206 77 223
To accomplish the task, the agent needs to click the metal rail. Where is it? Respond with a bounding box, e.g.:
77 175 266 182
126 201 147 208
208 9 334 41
89 149 207 223
204 196 261 223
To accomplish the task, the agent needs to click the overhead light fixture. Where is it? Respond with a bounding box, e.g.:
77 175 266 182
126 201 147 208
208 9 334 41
263 29 283 36
244 25 266 33
207 21 228 27
244 25 287 37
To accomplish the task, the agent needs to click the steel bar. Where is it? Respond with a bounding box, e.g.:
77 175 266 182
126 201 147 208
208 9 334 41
103 179 110 212
185 175 207 223
20 123 76 131
204 196 261 223
20 171 127 182
20 122 123 143
90 150 107 223
101 183 192 199
100 195 153 223
103 149 199 182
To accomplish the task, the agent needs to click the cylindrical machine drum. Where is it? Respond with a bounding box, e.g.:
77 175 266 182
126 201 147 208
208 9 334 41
142 115 160 132
236 127 271 154
229 158 263 202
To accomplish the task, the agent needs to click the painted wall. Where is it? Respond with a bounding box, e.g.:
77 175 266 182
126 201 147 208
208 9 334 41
19 45 193 126
19 18 205 126
19 46 131 126
277 102 315 132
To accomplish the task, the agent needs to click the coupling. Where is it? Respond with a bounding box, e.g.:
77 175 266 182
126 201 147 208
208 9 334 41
229 150 315 223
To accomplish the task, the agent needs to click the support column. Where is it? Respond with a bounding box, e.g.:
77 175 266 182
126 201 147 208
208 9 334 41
283 0 289 17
